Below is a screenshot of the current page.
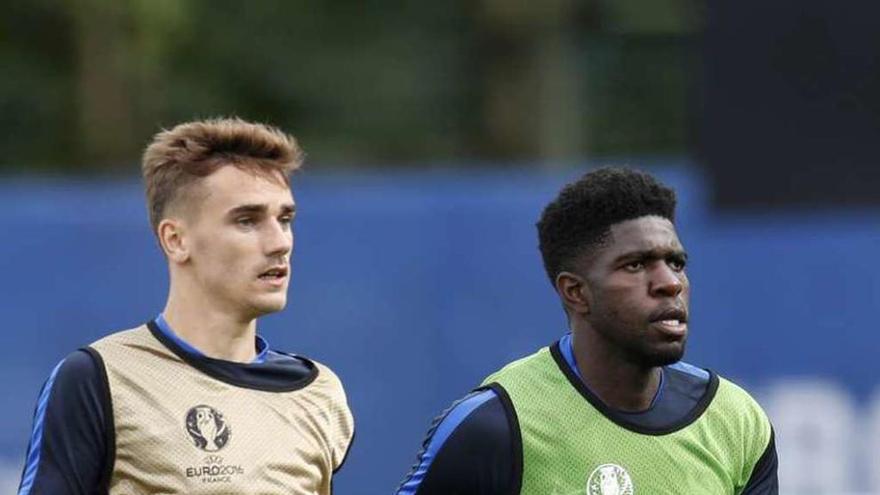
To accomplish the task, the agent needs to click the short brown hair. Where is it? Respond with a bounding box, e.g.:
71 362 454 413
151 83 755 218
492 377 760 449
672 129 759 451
141 117 303 232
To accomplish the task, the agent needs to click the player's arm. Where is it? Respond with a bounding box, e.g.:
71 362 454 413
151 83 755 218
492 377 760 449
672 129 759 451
395 388 518 495
740 428 779 495
18 349 113 495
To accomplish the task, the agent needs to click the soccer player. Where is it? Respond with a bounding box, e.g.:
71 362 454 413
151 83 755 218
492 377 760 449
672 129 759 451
17 118 354 494
396 168 778 494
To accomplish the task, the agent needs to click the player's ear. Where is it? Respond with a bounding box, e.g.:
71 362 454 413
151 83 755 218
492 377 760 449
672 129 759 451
556 271 591 315
157 218 189 264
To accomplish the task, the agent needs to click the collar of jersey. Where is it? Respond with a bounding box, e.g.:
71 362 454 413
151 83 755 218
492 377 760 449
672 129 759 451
550 336 718 435
146 319 319 392
155 313 269 364
558 332 664 410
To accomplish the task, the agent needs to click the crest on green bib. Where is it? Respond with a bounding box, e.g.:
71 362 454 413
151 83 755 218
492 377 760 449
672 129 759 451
586 464 634 495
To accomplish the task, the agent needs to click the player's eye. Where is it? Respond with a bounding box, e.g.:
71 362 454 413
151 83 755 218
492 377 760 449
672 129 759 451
278 215 293 228
236 216 256 227
623 260 645 272
668 257 686 271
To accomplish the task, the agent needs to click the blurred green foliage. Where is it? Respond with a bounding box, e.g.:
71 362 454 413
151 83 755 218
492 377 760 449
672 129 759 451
0 0 700 172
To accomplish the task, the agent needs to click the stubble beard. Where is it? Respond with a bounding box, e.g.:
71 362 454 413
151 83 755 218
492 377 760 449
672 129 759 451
634 340 687 367
593 314 687 368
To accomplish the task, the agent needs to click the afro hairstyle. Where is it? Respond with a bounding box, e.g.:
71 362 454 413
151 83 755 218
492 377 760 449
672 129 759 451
536 167 677 283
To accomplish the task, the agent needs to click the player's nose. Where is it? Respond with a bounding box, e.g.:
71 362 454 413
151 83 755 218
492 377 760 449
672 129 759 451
649 264 684 298
264 219 292 257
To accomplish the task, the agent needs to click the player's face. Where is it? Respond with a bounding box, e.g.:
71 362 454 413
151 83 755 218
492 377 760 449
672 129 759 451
581 216 690 367
185 166 295 319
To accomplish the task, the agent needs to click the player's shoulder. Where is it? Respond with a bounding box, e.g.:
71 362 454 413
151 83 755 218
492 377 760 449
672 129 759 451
277 353 354 467
396 388 510 494
667 359 712 383
713 373 769 419
666 360 765 418
706 372 776 474
482 345 552 385
273 351 348 400
88 324 152 351
414 388 508 447
665 360 767 418
705 371 773 451
441 388 508 441
51 347 105 385
309 357 343 386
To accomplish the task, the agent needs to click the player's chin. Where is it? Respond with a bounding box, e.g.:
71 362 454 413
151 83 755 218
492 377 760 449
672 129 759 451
644 342 687 367
249 294 288 316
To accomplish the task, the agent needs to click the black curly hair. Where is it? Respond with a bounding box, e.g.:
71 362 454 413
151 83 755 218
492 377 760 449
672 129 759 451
537 167 677 283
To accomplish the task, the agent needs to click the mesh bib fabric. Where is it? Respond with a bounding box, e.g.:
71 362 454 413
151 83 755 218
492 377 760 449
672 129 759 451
482 346 771 495
91 325 353 495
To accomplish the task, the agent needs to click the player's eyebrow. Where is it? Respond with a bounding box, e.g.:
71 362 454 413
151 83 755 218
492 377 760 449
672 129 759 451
613 248 688 264
227 204 268 217
227 203 296 216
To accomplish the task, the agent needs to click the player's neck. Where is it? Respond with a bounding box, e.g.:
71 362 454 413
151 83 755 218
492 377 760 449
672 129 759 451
163 282 258 363
571 330 661 413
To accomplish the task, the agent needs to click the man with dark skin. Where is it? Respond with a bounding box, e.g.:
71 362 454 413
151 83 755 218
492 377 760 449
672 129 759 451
563 214 690 412
397 167 778 495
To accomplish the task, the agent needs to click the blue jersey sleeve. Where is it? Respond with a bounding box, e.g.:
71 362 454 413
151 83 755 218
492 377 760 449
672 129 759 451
396 388 518 495
18 348 113 495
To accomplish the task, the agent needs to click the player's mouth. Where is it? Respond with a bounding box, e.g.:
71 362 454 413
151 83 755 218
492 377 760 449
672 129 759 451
648 306 688 338
257 265 288 288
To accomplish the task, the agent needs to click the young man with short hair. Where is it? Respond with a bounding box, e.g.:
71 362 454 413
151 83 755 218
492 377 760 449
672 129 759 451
397 167 777 494
18 118 354 495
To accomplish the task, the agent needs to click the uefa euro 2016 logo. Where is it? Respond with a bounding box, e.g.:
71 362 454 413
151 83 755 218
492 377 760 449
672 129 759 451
586 464 634 495
185 405 231 452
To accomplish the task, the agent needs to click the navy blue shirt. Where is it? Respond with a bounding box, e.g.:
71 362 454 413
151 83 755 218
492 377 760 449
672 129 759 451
396 334 778 495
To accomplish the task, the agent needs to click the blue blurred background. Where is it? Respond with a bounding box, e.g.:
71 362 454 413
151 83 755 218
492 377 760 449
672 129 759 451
2 1 879 494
